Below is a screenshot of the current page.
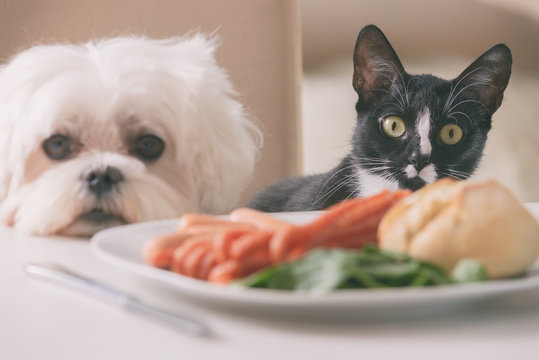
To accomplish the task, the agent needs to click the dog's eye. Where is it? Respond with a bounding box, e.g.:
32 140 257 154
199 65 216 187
42 134 72 160
134 135 165 161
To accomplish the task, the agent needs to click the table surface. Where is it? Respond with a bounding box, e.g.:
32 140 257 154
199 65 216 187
2 204 539 360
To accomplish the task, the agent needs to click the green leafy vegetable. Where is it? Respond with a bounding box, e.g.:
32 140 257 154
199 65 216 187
236 246 487 292
451 259 488 283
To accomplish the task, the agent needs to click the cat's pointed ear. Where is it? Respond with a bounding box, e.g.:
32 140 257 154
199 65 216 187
352 25 405 104
453 44 512 114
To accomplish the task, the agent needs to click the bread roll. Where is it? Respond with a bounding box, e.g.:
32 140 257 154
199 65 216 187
378 179 539 279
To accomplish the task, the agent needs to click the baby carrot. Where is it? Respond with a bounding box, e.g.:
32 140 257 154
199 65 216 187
195 252 217 280
239 250 272 276
143 232 191 269
177 213 239 231
207 260 242 284
308 190 408 247
182 222 256 236
171 235 213 275
229 231 273 261
301 191 391 239
181 243 213 278
269 226 311 262
230 207 294 231
213 229 254 262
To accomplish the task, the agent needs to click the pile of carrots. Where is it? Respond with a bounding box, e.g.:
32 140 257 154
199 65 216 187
143 190 411 284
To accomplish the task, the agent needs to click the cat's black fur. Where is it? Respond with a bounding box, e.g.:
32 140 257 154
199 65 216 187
249 25 512 212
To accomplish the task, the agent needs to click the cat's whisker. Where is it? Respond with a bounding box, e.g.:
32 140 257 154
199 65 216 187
439 168 471 181
451 169 470 175
376 88 405 111
359 167 393 172
448 111 473 127
448 80 495 113
356 157 392 167
373 60 408 111
447 168 471 177
448 99 490 115
361 167 393 172
390 82 406 111
451 77 493 101
311 164 358 204
445 172 468 179
311 164 358 206
381 171 399 183
362 166 394 176
356 155 389 160
443 66 485 113
406 77 418 93
357 160 389 165
358 161 392 168
389 61 410 108
443 66 496 115
370 101 406 119
311 173 357 208
356 167 396 183
378 60 409 110
356 155 391 162
446 174 468 181
357 160 389 164
363 171 400 193
342 188 361 202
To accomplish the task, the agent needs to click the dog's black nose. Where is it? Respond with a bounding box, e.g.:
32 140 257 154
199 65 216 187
84 166 124 196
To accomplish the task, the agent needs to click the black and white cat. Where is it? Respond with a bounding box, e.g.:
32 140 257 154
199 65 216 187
249 25 512 212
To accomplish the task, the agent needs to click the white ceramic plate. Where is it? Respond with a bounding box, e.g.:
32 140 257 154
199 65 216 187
91 208 539 318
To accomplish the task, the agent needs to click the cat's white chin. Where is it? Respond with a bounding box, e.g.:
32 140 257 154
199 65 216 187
405 164 437 183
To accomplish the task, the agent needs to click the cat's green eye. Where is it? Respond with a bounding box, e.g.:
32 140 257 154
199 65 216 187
440 124 463 145
381 116 406 138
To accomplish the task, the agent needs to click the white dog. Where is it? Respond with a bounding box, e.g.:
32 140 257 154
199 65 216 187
0 34 260 236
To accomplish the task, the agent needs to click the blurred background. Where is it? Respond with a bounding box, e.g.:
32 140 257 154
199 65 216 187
301 0 539 201
0 0 537 202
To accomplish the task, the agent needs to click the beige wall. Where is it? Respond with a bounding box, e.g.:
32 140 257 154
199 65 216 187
0 0 303 205
301 0 539 72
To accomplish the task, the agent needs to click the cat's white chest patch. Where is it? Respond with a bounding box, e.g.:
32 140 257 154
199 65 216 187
417 108 432 156
355 166 400 197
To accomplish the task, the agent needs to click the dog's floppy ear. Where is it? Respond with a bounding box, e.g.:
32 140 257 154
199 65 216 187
192 95 260 214
167 34 261 213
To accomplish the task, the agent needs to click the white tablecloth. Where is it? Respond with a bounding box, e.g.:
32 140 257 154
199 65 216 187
1 204 539 360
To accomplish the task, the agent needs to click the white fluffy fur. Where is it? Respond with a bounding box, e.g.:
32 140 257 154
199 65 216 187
0 34 261 236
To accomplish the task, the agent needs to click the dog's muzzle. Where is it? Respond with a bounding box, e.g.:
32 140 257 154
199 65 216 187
83 166 124 196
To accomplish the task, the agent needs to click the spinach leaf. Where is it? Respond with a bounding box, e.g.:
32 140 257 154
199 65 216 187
451 259 488 283
237 247 487 292
239 249 356 292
